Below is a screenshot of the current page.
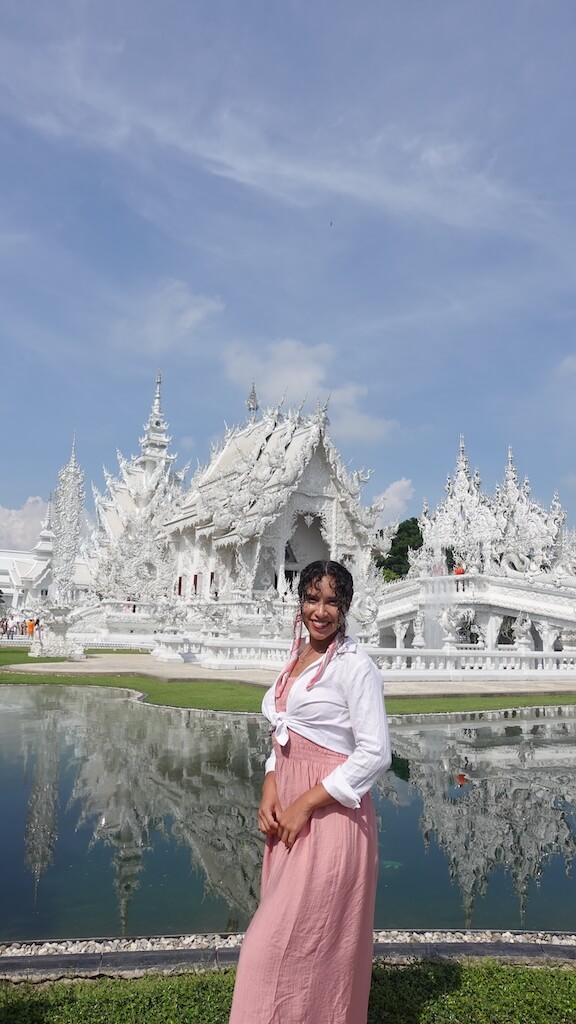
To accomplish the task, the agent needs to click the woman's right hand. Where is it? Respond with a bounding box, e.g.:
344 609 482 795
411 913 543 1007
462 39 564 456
258 772 282 836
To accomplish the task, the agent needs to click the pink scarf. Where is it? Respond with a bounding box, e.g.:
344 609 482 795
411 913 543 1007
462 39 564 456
274 612 343 700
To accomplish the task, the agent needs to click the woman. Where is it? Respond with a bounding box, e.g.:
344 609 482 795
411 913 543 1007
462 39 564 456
229 560 391 1024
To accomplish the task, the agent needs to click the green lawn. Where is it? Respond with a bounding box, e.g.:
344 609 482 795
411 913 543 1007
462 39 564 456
0 648 63 665
0 961 575 1023
385 692 576 715
2 646 576 715
0 671 268 712
2 669 576 715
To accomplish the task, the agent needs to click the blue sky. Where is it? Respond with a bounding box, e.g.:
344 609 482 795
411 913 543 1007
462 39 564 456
2 0 576 548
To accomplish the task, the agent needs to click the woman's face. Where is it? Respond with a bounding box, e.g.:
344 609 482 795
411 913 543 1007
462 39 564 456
301 574 342 649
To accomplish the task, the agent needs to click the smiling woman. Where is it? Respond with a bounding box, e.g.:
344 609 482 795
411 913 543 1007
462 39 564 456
300 566 351 651
229 560 392 1024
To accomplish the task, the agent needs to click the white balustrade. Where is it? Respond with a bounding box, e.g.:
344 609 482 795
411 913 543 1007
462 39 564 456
369 645 576 678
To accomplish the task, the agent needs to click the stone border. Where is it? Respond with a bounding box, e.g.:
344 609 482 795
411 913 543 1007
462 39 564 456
1 931 576 981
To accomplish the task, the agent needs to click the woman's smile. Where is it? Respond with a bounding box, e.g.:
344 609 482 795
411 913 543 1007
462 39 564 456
301 575 341 650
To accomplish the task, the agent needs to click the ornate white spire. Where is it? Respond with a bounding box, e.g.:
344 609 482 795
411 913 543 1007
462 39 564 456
410 438 566 578
246 382 259 422
139 371 173 463
455 434 470 478
52 437 85 604
87 375 186 601
313 396 330 429
33 493 55 560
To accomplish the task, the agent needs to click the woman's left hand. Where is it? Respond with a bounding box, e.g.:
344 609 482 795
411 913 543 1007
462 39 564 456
275 796 313 849
275 783 336 849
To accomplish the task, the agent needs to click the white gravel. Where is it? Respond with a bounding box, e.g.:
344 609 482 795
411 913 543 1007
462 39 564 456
1 929 576 958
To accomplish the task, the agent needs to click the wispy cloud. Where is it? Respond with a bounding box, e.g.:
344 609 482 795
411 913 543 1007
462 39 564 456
376 479 415 527
0 22 545 237
224 339 395 444
224 338 331 405
328 384 397 445
109 279 224 356
553 354 576 376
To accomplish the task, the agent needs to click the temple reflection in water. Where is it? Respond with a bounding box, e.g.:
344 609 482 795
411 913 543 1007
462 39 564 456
1 685 575 939
383 707 576 925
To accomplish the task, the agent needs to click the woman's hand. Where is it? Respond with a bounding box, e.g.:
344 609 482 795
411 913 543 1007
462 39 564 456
275 795 313 849
276 784 336 849
258 772 282 836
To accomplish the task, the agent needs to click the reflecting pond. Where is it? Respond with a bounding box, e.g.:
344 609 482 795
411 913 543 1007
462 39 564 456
1 684 575 940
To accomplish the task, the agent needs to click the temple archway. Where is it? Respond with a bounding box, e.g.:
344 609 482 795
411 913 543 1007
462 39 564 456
285 514 329 581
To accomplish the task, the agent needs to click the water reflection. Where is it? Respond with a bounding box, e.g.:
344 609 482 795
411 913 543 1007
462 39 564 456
1 685 575 938
384 708 576 925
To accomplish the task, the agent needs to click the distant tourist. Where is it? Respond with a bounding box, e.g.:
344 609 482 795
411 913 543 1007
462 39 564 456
229 560 391 1024
454 564 466 592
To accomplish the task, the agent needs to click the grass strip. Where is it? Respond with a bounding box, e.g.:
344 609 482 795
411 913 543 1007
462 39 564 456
384 693 576 715
2 665 576 715
0 961 575 1023
0 649 63 665
0 672 267 712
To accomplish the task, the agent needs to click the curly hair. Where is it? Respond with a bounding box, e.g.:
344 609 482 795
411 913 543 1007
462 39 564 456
298 560 354 631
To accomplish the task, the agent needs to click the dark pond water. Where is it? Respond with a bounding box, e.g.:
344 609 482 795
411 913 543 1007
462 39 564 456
1 684 575 940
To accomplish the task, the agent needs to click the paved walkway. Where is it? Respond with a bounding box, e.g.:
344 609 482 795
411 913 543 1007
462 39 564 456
4 651 576 697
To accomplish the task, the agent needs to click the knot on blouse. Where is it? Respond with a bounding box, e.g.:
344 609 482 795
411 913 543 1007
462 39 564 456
272 713 289 746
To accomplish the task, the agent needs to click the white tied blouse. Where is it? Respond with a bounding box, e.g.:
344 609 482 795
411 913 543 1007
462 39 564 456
261 637 391 809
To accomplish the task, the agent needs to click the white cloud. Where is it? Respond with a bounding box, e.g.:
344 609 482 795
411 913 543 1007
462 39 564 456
224 338 331 405
0 497 47 550
0 25 539 236
375 479 414 527
554 355 576 376
328 384 397 444
224 339 396 444
110 279 224 355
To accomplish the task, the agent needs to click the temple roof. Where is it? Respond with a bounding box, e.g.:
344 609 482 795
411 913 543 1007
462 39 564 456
166 401 379 544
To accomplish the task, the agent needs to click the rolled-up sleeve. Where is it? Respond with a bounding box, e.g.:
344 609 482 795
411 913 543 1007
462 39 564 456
321 657 391 808
264 748 276 774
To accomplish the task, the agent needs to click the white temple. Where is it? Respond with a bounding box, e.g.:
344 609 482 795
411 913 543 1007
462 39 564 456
52 374 394 657
0 503 55 612
164 385 388 601
377 437 576 672
3 376 576 677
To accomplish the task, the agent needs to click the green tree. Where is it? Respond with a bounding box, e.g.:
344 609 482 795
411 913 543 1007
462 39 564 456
376 517 423 579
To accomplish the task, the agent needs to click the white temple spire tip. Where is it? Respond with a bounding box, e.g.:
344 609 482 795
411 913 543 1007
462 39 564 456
246 382 259 421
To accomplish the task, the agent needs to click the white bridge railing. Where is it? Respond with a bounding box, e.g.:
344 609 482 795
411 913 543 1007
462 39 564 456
368 646 576 676
4 634 576 679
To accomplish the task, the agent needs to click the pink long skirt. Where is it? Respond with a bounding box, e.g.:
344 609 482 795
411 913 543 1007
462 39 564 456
229 731 378 1024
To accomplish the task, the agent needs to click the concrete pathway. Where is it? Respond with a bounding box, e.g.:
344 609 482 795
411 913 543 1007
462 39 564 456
4 651 576 697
